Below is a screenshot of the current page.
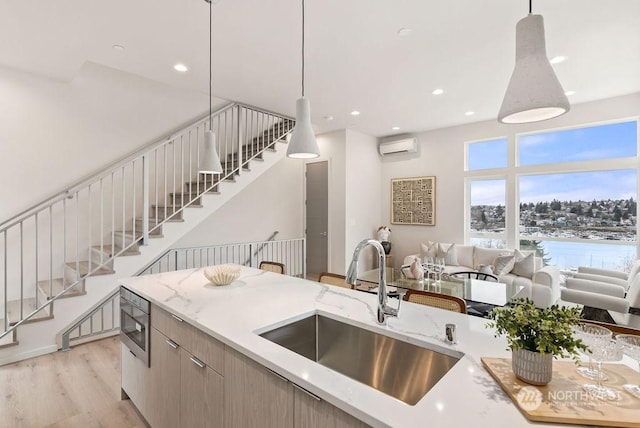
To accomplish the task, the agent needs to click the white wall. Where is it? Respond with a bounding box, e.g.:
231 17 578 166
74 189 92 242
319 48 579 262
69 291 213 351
345 129 382 272
0 62 222 221
172 157 304 247
380 93 640 266
304 129 381 275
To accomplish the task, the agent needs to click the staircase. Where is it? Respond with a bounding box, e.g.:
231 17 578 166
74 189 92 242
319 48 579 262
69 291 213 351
0 103 294 364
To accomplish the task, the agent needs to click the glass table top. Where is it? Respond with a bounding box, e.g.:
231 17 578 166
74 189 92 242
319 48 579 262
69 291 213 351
357 268 523 308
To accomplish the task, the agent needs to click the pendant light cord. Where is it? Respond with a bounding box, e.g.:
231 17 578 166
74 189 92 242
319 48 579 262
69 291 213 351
301 0 305 97
209 0 213 130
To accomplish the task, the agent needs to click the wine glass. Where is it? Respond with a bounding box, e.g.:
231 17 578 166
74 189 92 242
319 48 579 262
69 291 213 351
573 323 612 381
616 334 640 398
423 256 434 285
582 339 623 401
435 257 445 285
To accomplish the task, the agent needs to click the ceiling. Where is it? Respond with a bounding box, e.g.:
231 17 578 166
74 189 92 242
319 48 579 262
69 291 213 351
1 0 639 138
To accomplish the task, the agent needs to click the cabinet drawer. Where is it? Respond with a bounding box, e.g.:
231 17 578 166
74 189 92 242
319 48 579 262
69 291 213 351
151 304 189 345
182 323 225 376
151 304 225 375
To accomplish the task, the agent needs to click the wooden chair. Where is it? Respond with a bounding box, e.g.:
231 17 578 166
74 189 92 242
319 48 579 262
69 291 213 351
259 261 285 275
318 272 353 289
403 289 467 314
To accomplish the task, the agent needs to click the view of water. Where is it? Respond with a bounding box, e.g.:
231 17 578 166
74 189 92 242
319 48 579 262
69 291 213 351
537 240 637 271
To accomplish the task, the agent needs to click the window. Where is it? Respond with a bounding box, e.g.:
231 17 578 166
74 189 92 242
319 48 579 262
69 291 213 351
469 179 505 233
519 121 637 166
468 179 506 248
519 170 637 242
465 119 639 270
467 138 508 171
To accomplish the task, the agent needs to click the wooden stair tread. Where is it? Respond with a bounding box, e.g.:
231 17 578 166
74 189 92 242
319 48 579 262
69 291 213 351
37 278 86 299
91 244 141 257
66 261 115 277
6 297 52 325
152 203 203 209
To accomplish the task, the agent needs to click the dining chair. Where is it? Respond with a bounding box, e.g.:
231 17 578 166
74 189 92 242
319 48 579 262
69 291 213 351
259 261 286 275
318 272 353 289
403 289 467 314
450 271 499 282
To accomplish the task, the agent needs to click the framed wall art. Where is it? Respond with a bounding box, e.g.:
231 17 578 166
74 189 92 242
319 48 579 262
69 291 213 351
391 176 436 226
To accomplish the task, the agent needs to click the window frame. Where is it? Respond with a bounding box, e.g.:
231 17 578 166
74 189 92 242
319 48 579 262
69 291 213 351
464 117 640 261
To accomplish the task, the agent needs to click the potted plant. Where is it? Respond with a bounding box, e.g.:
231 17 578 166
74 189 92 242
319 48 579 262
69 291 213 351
486 298 587 385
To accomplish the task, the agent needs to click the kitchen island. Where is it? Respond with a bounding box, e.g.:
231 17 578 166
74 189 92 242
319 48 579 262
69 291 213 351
119 265 605 427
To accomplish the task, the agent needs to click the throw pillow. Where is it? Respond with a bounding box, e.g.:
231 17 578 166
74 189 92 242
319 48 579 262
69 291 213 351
437 243 459 266
420 241 438 259
511 251 535 279
493 255 515 276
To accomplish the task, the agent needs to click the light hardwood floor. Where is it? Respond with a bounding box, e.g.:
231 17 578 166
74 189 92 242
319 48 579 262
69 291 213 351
0 336 146 428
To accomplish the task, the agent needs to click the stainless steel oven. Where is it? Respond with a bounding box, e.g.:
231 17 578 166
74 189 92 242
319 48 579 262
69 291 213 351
120 287 150 367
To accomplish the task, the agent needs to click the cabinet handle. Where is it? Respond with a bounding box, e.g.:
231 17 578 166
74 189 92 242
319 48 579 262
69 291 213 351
171 314 184 322
166 339 179 349
293 383 321 401
190 356 206 368
129 349 137 358
265 367 288 383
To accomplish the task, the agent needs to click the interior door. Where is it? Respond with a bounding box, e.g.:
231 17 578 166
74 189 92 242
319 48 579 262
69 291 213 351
305 161 328 277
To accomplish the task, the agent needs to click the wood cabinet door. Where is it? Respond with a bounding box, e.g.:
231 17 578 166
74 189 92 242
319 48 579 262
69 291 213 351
180 349 224 428
121 343 150 418
294 386 370 428
147 327 181 428
224 348 294 428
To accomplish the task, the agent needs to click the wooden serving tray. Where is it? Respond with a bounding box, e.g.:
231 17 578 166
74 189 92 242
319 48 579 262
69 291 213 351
481 357 640 427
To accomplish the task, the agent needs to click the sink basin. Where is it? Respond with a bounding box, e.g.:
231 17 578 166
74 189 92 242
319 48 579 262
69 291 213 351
259 313 463 405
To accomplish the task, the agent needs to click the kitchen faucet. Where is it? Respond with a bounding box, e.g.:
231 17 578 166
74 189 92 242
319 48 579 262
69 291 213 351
346 239 401 324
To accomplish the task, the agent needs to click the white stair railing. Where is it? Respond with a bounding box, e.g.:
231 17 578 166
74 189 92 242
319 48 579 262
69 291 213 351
59 237 305 350
0 103 294 341
141 237 306 278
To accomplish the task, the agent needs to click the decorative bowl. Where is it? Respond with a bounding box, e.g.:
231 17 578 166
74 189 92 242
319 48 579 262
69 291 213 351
203 264 241 286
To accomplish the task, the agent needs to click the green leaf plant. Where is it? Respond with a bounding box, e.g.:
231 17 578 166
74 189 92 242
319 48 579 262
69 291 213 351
486 298 588 360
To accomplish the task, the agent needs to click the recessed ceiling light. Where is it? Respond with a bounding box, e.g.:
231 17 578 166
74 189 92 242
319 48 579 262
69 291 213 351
392 126 400 131
464 111 475 116
324 115 334 121
112 44 125 52
564 90 576 96
397 28 412 37
549 55 567 64
350 111 361 116
173 63 188 72
432 88 444 95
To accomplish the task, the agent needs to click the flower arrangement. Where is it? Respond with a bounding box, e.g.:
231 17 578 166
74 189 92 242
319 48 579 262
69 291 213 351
376 226 391 242
486 298 587 360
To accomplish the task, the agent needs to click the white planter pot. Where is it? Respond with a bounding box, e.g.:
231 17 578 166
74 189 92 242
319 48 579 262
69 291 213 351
511 348 553 385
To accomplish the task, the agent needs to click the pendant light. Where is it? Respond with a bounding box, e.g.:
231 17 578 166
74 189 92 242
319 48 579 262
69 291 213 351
286 0 320 159
498 0 570 124
199 0 223 174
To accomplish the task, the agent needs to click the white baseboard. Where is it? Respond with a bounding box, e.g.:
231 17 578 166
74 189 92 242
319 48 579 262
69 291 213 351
0 344 58 367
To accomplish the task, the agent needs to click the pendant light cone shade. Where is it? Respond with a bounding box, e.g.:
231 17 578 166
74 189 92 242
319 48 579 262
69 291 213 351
198 0 223 174
498 14 570 124
287 97 320 158
200 130 223 174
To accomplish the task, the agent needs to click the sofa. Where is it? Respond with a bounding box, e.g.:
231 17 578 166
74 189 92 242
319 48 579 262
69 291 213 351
403 241 561 309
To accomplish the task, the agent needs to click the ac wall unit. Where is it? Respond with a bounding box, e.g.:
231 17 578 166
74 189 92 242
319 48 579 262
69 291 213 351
379 138 418 156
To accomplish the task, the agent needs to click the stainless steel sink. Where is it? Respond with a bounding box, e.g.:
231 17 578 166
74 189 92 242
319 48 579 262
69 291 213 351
259 313 463 405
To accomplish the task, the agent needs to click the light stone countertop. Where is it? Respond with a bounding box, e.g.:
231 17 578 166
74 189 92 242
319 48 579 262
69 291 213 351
119 265 629 428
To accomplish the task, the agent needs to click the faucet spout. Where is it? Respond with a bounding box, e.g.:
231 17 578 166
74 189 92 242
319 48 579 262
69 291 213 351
346 239 400 324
